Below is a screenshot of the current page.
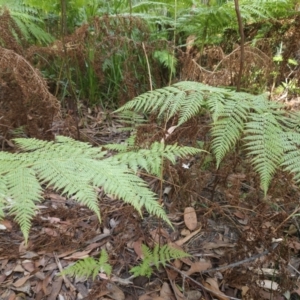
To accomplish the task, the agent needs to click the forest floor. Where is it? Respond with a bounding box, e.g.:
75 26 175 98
2 101 300 300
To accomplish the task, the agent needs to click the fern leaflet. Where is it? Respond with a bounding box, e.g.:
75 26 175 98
130 244 190 277
61 249 112 280
244 112 284 194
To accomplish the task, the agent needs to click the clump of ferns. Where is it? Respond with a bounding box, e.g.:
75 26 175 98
2 81 300 243
60 244 189 281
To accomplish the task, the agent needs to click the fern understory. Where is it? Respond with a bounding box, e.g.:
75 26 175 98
2 81 300 294
2 81 300 243
62 244 189 280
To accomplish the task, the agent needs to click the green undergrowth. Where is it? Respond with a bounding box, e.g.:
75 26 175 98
1 81 300 242
60 249 112 280
0 135 202 241
116 81 300 193
61 244 189 280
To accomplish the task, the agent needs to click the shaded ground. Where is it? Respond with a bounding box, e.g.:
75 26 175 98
2 104 300 300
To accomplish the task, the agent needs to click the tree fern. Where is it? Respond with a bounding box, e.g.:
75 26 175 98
130 243 190 277
61 249 112 280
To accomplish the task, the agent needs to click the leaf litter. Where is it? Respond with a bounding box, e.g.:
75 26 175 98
1 106 300 300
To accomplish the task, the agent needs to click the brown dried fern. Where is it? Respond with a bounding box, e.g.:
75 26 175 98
0 47 60 142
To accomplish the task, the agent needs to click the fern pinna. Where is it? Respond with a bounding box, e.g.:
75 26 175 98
117 81 300 194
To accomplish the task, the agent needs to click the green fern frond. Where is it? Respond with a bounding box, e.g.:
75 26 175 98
116 81 300 194
130 243 190 278
116 111 146 132
244 112 284 194
153 50 177 75
0 137 172 241
61 249 112 280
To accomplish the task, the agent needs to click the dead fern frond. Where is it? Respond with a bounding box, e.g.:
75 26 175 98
0 46 60 141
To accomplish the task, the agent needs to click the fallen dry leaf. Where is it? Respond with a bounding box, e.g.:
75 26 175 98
106 282 125 300
175 228 201 246
13 275 30 288
173 259 182 269
184 207 198 231
288 240 300 251
12 281 31 294
204 278 229 300
42 274 52 296
0 219 13 231
43 227 59 237
150 228 170 244
166 269 185 300
185 260 212 276
21 260 35 273
47 276 63 300
202 241 235 250
160 282 175 300
184 290 202 300
139 295 165 300
64 250 91 260
180 228 190 236
133 238 144 259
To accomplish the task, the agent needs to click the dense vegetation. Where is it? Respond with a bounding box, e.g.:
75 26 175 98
1 0 300 299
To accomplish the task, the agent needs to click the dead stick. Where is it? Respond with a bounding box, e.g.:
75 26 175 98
53 252 77 293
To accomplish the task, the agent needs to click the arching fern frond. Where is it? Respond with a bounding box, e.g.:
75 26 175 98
117 81 216 125
0 136 175 241
6 168 43 242
117 81 300 194
0 176 7 219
